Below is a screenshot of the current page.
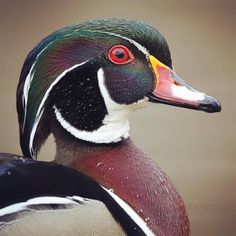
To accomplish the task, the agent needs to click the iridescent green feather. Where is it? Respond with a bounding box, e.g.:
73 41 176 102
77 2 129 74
17 19 171 158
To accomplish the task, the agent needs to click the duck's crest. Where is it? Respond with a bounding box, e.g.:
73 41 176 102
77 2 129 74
16 19 171 159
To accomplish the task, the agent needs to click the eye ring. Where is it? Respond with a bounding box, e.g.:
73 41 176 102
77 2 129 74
108 45 135 65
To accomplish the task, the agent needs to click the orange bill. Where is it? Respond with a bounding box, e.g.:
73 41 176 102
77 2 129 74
148 55 221 113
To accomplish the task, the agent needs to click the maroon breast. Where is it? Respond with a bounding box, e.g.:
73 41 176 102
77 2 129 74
72 139 190 236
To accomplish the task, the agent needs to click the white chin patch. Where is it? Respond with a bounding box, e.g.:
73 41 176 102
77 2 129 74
53 105 129 143
54 68 147 144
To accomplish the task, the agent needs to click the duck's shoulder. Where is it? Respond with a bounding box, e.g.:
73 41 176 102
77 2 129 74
0 153 146 236
0 153 103 206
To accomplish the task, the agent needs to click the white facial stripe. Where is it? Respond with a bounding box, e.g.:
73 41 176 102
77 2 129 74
28 31 149 157
102 186 155 236
0 196 86 217
29 107 44 158
29 60 89 159
22 42 53 130
98 68 148 115
172 85 205 102
22 64 36 129
102 31 150 57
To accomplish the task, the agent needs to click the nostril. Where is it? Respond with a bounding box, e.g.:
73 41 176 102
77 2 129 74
174 80 182 86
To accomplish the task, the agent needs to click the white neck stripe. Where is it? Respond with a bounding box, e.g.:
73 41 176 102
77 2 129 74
29 60 89 158
102 186 155 236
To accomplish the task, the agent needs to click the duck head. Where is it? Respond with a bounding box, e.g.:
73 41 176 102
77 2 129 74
17 19 221 159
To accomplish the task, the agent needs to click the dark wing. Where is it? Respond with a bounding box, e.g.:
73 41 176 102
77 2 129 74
0 154 147 236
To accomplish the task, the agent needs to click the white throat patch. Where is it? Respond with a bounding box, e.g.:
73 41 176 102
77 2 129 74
54 68 147 144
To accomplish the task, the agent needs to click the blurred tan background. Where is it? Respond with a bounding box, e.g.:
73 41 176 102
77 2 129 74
0 0 235 235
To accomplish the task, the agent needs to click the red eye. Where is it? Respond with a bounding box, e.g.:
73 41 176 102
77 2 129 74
108 45 135 65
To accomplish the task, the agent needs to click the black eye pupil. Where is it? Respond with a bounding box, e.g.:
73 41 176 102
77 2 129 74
114 50 125 59
108 45 134 64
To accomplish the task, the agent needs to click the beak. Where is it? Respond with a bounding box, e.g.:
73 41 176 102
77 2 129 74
148 55 221 113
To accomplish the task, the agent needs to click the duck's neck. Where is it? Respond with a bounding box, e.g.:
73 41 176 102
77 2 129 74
54 128 129 166
53 128 189 236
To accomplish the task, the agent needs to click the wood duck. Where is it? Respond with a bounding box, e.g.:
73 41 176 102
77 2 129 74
0 19 221 236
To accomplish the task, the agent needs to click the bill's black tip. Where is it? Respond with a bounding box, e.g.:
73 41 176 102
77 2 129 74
199 96 221 113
